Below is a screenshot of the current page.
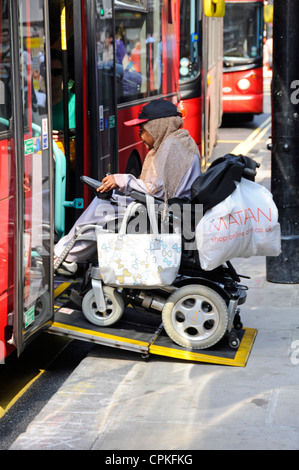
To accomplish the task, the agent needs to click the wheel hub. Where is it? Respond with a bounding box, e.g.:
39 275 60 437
172 294 220 341
186 309 204 326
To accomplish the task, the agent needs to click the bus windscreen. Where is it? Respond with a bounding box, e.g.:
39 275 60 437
223 3 263 68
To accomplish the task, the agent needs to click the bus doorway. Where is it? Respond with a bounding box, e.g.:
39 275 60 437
0 0 55 359
48 0 85 234
47 0 118 234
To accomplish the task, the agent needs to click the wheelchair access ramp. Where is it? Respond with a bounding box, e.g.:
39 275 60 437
48 280 257 367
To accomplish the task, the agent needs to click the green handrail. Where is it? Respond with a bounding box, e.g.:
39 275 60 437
1 118 69 237
32 123 68 237
53 140 67 237
0 117 9 127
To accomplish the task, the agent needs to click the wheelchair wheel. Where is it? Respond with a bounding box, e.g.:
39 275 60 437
35 291 51 318
82 286 124 326
162 284 228 349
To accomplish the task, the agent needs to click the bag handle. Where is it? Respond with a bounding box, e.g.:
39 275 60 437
118 196 159 235
118 201 140 235
146 194 159 235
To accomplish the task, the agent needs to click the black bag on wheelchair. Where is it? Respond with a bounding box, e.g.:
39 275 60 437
191 153 259 213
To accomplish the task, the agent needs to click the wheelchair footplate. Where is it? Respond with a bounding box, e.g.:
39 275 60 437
49 278 257 367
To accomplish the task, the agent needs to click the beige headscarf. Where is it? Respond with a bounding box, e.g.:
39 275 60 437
140 116 200 201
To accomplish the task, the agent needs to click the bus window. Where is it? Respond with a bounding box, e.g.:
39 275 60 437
113 0 162 103
96 9 116 109
179 0 201 82
223 4 263 66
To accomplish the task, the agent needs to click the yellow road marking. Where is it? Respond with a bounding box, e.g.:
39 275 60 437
0 335 71 419
232 116 271 156
0 284 73 419
0 370 44 419
217 140 244 143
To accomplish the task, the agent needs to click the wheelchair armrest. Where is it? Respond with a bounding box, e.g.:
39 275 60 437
242 167 257 180
130 190 164 206
241 157 260 181
80 175 113 200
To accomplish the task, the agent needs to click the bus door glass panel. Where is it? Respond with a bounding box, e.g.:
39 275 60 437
146 0 161 95
19 0 52 335
179 0 201 82
114 0 162 102
95 0 118 176
0 2 15 357
223 4 263 67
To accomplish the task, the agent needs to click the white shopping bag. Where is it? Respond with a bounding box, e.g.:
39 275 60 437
97 196 182 286
196 178 281 270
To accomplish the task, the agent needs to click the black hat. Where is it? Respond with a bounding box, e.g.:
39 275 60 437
124 99 182 126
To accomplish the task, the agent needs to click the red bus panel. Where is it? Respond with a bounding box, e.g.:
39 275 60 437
0 140 15 361
180 96 202 154
222 66 263 114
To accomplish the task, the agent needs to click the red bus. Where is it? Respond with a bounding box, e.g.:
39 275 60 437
222 0 264 117
0 0 182 361
0 0 224 362
178 0 224 165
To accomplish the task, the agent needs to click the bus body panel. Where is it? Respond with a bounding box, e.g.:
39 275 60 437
180 95 202 153
0 141 15 299
0 291 15 362
222 66 263 114
0 140 15 360
117 106 147 174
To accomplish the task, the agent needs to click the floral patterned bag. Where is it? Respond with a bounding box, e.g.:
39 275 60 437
96 196 182 287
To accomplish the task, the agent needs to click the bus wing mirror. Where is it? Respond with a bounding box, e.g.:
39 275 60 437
264 5 273 24
203 0 225 18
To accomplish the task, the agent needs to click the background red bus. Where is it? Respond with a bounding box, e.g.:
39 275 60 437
178 0 223 166
222 0 264 117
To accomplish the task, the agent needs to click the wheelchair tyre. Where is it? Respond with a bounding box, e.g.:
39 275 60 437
82 286 124 326
162 284 228 350
35 291 51 318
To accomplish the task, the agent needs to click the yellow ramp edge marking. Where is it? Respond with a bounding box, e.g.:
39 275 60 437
149 328 257 367
54 282 72 298
51 322 150 347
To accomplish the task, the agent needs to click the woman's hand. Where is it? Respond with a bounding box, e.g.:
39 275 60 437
52 130 64 142
97 174 118 193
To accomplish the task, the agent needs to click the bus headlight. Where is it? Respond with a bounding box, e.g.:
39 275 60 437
237 78 250 91
179 57 190 77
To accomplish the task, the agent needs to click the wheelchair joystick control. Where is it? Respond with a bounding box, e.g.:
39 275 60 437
80 175 113 199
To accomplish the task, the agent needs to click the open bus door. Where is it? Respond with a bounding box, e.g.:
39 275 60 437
86 0 118 178
7 0 55 357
